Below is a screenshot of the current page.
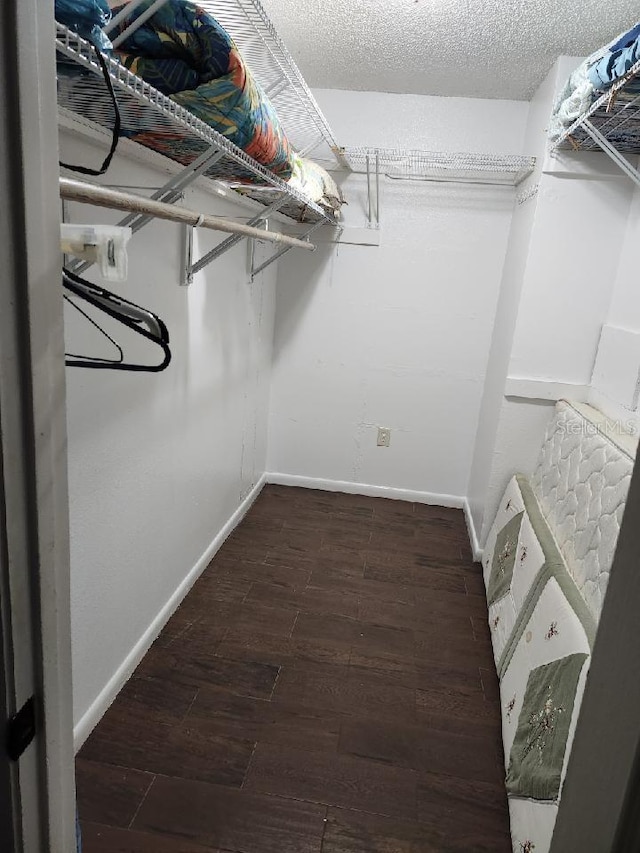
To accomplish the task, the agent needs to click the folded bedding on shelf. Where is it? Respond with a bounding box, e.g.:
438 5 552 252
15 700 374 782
55 0 113 52
287 155 345 217
481 399 635 852
232 154 342 216
547 61 597 144
549 19 640 143
111 0 295 179
230 154 344 220
587 22 640 92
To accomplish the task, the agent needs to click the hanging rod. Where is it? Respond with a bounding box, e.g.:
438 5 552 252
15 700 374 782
59 178 316 252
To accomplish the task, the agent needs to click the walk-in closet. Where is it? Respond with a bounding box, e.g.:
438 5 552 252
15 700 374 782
2 1 640 851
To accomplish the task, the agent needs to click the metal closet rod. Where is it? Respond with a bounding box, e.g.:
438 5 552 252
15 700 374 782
59 178 316 252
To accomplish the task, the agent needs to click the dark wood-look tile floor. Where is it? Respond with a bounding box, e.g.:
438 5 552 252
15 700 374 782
77 486 511 853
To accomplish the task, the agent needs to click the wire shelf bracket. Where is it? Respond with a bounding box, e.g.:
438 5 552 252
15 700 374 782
581 120 640 189
250 218 326 280
341 148 534 229
182 194 328 285
553 62 640 190
183 193 289 285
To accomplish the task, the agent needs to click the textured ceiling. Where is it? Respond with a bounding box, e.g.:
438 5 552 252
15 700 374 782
260 0 640 100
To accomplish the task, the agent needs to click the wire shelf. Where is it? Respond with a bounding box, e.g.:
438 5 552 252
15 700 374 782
202 0 341 166
555 59 640 153
55 24 337 225
343 148 536 186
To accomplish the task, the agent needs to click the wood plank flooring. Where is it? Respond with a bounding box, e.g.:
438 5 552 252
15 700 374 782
77 485 511 853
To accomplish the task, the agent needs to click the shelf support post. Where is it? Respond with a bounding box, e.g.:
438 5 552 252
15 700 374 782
248 219 269 278
366 154 372 225
182 223 194 287
189 194 289 276
375 149 380 227
581 120 640 189
364 152 381 228
250 219 325 279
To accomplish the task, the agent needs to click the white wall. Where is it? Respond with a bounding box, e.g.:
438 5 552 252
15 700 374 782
466 61 563 543
607 184 640 330
508 173 632 385
268 89 528 501
61 130 277 737
467 58 635 546
312 89 529 154
588 181 640 426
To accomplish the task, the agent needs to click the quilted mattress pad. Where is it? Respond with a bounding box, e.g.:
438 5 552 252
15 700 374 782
483 473 596 853
481 399 636 853
530 400 637 622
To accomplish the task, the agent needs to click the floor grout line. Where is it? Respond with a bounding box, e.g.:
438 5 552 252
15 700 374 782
319 804 330 851
180 687 201 725
469 614 478 641
288 610 300 639
267 664 283 701
240 739 259 790
213 625 231 658
126 773 157 830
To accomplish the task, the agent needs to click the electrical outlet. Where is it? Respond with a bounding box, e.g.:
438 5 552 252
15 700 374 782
377 427 391 447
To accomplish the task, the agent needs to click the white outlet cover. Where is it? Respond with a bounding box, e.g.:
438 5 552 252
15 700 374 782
377 427 391 447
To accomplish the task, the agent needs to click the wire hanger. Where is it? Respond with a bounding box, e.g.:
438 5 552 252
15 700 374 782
62 268 171 372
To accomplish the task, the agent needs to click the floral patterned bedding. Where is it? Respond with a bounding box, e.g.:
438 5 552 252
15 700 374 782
112 0 295 179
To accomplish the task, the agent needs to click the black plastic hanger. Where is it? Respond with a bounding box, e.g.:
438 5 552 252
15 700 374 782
62 268 171 372
58 38 121 177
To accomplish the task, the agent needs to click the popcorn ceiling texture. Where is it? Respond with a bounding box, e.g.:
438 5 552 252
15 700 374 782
261 0 639 100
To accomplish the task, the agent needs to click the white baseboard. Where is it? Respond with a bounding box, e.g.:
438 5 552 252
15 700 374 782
266 472 483 559
463 498 484 563
73 474 266 753
265 472 465 509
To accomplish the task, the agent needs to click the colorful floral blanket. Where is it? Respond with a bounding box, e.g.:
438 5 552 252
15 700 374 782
112 0 294 179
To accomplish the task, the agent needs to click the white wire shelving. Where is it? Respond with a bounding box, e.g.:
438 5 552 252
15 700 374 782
201 0 341 168
344 149 536 186
342 147 536 228
554 59 640 189
56 9 343 279
56 24 337 224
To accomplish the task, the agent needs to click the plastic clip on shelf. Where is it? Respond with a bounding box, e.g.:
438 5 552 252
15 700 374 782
61 223 132 281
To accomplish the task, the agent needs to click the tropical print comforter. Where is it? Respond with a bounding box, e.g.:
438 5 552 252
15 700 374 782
112 0 295 179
